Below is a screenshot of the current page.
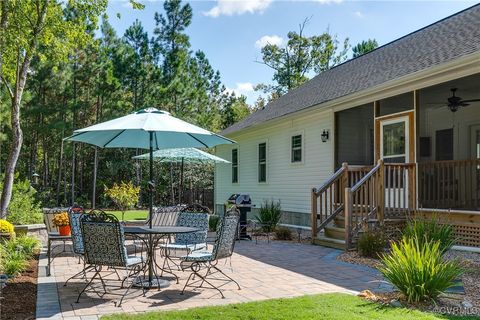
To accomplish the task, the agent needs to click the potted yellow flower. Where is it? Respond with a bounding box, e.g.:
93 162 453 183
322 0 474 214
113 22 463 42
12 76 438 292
52 212 70 236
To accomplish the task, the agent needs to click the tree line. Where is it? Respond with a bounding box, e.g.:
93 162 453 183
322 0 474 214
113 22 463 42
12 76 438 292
0 0 377 215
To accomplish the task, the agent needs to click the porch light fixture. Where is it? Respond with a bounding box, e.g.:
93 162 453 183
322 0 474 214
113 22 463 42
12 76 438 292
321 129 330 143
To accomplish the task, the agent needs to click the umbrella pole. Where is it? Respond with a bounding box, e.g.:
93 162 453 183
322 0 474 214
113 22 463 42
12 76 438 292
180 157 184 204
149 132 154 228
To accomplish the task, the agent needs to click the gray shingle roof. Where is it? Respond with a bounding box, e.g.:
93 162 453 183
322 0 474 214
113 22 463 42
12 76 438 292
222 4 480 135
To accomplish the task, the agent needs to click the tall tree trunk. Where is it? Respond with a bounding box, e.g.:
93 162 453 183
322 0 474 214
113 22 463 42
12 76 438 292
0 55 32 216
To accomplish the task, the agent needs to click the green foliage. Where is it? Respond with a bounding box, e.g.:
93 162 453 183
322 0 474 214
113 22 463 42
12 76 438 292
255 200 282 232
208 215 220 232
0 220 14 234
352 39 378 58
2 178 42 225
10 236 41 258
274 227 292 240
357 230 387 258
404 218 454 254
258 18 349 96
380 236 463 303
105 182 140 221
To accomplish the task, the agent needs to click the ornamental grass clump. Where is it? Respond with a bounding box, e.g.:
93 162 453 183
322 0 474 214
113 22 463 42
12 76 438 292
404 217 454 254
357 230 387 258
379 235 463 303
255 200 282 232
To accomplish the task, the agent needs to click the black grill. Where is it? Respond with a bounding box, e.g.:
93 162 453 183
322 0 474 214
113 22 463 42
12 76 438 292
227 194 252 240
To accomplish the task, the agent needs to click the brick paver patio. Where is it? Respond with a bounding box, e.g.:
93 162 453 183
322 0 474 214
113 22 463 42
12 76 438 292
37 241 384 319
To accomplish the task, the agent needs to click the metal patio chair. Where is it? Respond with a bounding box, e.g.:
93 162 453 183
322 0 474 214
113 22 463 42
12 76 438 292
44 207 72 276
180 208 241 298
77 211 145 307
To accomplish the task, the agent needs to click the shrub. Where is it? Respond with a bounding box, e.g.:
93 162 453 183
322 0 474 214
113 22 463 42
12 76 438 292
255 200 282 232
3 177 42 225
105 181 140 221
357 230 387 258
13 236 41 257
275 227 293 240
0 220 14 235
404 218 454 254
209 215 220 232
379 236 463 303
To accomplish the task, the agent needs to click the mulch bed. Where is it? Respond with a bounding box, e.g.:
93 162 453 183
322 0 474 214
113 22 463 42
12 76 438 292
340 250 480 316
0 256 38 320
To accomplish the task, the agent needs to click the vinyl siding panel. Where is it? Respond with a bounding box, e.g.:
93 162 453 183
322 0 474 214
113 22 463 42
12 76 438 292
215 108 334 214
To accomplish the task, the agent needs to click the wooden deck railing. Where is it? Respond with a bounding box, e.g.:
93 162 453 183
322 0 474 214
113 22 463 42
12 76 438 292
418 159 480 211
344 161 416 248
311 164 372 238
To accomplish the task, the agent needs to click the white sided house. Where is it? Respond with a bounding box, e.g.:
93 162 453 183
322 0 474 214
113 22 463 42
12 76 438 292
215 5 480 249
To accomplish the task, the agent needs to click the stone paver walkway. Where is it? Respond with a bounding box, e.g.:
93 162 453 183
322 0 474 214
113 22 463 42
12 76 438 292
37 241 384 319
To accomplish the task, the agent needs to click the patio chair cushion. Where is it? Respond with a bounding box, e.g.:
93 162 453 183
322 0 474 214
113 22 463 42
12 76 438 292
160 242 207 251
180 250 213 262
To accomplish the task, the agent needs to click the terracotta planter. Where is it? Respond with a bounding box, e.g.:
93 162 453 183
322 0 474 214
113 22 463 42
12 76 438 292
58 225 71 236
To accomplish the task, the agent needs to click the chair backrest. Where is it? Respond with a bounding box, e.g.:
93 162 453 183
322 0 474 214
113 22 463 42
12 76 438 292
149 205 182 227
43 207 69 233
67 205 85 255
174 212 209 245
181 203 211 214
80 211 127 267
212 209 240 260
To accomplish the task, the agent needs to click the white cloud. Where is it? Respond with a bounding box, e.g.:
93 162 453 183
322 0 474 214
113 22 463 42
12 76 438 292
204 0 272 17
255 35 284 49
354 11 364 18
313 0 343 3
226 82 255 96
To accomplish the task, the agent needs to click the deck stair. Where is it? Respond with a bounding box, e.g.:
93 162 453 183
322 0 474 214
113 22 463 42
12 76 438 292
311 160 416 250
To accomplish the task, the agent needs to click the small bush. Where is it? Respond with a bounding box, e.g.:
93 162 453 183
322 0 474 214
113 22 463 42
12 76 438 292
404 218 454 254
357 230 387 258
255 200 282 232
380 236 463 303
13 236 41 257
275 227 293 240
105 181 140 221
208 215 220 232
0 220 14 234
4 177 42 225
1 251 28 277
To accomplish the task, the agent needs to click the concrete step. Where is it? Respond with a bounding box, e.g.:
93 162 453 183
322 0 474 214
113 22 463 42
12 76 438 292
312 235 346 250
324 225 345 240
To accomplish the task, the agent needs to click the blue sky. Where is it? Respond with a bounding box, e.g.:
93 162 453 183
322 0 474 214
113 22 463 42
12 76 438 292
106 0 477 104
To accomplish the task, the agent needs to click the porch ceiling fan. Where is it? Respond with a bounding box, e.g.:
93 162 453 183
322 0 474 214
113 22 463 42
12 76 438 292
444 88 480 112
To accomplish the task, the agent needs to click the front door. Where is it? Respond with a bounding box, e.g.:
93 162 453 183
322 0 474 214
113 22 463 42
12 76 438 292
375 111 415 210
471 124 480 207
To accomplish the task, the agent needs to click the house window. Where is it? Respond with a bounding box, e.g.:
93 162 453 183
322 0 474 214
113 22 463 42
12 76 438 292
291 134 302 163
258 142 267 182
231 148 238 183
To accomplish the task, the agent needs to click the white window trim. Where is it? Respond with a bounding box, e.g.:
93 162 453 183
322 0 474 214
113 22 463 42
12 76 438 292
231 146 239 184
290 130 305 165
257 139 268 184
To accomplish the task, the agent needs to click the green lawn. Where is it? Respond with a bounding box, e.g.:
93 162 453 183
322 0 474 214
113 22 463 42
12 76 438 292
101 293 472 320
105 210 148 221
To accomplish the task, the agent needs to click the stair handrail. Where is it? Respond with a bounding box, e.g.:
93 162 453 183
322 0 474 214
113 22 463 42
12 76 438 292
311 163 348 239
313 163 348 195
345 159 385 249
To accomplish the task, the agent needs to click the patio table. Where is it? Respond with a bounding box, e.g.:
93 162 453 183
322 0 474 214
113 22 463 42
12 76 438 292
124 226 199 289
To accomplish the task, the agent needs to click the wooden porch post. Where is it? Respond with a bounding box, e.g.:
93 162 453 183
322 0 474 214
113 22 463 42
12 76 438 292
377 159 385 224
344 187 352 249
311 188 317 241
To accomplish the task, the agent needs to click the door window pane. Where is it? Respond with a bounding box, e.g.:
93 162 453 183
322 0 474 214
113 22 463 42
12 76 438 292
383 122 405 157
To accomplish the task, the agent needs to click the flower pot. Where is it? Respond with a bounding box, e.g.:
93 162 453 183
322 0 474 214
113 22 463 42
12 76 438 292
58 225 71 236
14 225 28 237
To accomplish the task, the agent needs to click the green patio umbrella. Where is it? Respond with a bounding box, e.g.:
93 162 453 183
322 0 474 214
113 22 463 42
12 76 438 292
66 107 235 228
133 147 230 204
